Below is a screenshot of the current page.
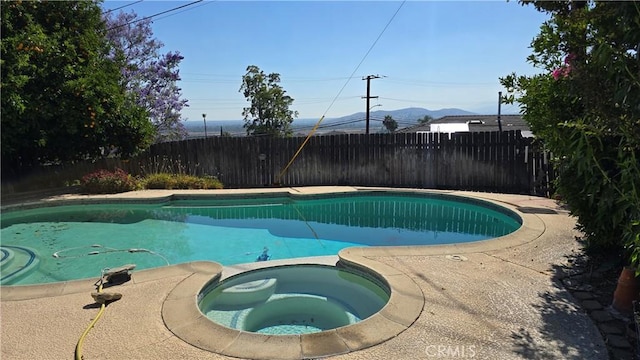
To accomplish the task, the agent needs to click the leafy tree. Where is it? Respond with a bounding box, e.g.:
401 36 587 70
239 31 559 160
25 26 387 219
500 1 640 266
1 0 154 176
383 115 398 133
239 65 298 137
418 115 433 125
103 10 188 141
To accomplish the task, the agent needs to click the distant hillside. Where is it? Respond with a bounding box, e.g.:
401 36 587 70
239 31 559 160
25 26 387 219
330 107 475 122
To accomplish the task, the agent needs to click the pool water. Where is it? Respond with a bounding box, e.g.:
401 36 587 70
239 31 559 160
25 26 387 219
0 193 521 285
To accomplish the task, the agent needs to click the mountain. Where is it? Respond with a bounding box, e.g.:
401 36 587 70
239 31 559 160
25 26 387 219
327 107 476 123
307 107 477 133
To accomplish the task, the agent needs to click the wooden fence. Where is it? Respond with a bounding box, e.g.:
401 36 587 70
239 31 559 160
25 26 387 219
2 130 556 196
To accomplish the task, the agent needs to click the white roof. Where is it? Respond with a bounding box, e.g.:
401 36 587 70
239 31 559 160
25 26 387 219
429 123 469 133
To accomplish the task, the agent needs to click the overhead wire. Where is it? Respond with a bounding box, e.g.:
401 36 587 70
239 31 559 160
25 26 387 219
182 73 356 82
106 0 204 32
287 118 368 132
102 0 143 14
385 77 496 87
190 116 421 139
188 95 360 104
276 1 407 183
378 96 431 104
318 2 406 120
369 117 420 127
152 0 215 22
242 118 369 138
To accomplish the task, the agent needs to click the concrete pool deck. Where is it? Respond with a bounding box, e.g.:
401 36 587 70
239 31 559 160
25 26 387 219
0 187 608 359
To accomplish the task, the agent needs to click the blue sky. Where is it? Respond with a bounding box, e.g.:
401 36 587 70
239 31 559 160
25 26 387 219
102 1 549 121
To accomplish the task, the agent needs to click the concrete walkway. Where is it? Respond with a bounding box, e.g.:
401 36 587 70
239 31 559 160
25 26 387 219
0 188 608 359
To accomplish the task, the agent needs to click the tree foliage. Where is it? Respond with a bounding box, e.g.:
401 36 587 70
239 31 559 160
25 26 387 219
383 115 398 133
103 10 188 141
239 65 298 137
417 115 433 125
500 1 640 265
1 0 154 176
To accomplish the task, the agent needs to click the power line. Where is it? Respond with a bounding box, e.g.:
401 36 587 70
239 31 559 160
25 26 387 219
152 1 216 22
195 116 421 138
285 77 356 83
273 1 406 182
293 119 366 132
369 118 418 127
378 96 427 103
106 0 204 32
181 74 356 84
245 118 370 137
385 78 496 87
318 1 406 119
187 96 361 110
103 0 143 15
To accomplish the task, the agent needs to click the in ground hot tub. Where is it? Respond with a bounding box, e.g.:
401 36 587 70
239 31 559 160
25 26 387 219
198 264 390 335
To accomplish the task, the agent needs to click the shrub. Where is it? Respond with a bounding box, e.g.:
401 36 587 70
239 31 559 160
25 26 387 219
202 175 224 189
142 173 223 190
144 173 176 189
500 2 640 267
173 174 203 189
81 168 137 194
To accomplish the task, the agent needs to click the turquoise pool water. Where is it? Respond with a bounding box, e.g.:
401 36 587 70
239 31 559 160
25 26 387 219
0 193 521 285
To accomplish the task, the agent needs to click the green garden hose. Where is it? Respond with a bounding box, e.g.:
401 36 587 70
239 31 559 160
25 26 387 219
75 269 109 360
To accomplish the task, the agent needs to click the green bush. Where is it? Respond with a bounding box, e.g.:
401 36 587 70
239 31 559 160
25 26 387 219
500 2 640 266
142 173 223 190
81 168 137 194
81 170 224 193
173 174 202 189
144 173 176 189
552 127 639 256
201 175 224 189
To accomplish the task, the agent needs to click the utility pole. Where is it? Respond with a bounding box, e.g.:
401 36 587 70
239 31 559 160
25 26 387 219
362 75 381 134
497 91 503 132
202 113 208 138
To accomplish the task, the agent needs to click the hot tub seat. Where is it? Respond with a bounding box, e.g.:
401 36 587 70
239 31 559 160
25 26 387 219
211 278 278 307
242 294 355 333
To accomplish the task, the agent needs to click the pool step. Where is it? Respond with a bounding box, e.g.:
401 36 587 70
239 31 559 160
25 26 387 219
1 247 16 270
0 246 40 285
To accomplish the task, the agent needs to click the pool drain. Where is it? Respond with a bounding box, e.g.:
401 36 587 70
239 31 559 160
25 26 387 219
445 254 468 261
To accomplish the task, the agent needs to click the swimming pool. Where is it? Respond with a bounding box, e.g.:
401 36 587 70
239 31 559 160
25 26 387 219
0 192 521 285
